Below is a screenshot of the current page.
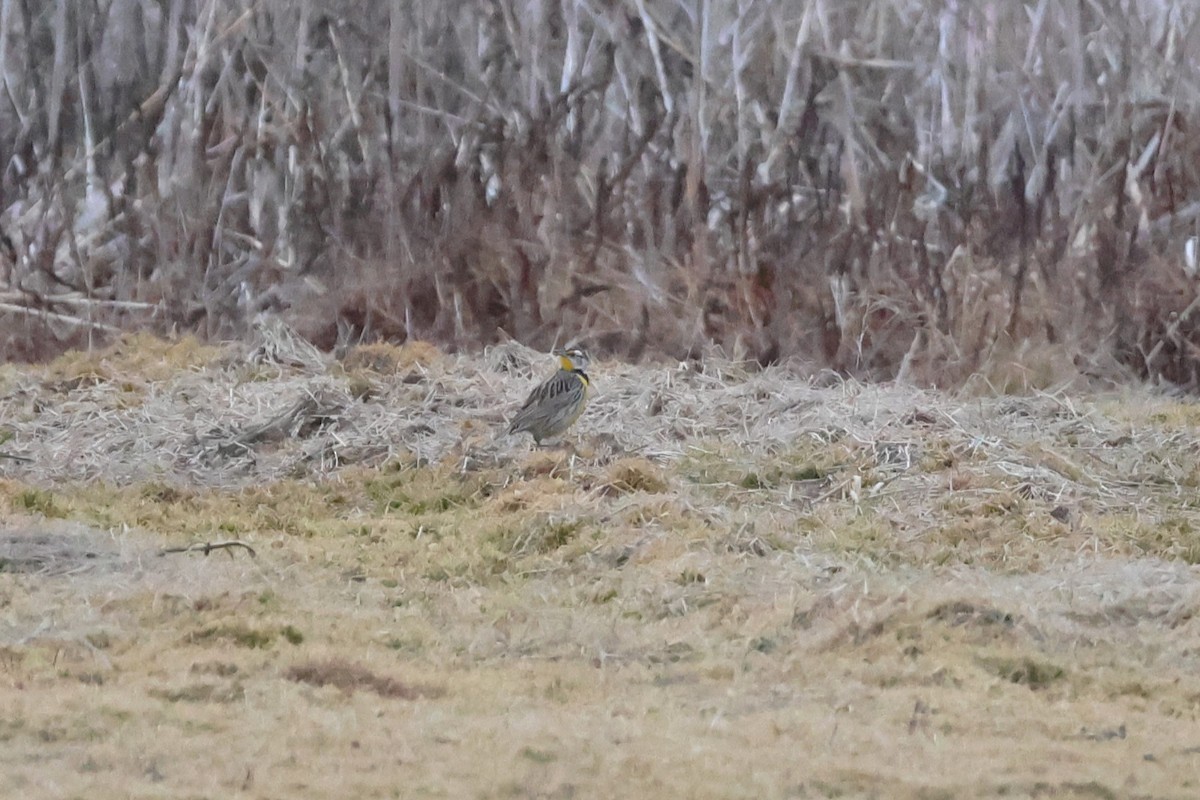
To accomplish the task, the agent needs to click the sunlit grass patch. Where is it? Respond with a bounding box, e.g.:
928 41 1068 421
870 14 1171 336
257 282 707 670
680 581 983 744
679 439 853 502
9 487 65 518
184 621 309 650
1101 394 1200 430
413 511 601 584
490 515 592 558
601 458 669 495
1020 442 1089 484
42 333 222 387
338 341 445 376
614 496 696 529
365 463 494 516
2 479 365 541
806 507 906 566
978 654 1067 691
1093 512 1200 564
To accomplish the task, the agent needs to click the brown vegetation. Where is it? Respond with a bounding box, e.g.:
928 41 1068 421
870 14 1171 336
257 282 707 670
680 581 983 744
2 1 1200 387
286 659 443 699
1 337 1200 796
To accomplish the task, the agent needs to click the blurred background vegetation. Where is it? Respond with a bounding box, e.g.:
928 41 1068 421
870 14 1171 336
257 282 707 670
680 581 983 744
2 0 1200 389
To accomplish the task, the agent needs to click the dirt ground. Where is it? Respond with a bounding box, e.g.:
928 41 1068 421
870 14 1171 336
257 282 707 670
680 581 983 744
1 332 1199 799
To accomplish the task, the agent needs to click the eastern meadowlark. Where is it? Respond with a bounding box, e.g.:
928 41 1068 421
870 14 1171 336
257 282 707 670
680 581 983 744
507 347 591 445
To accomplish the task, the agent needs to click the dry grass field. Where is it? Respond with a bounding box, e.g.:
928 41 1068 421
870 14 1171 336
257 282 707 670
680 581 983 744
1 332 1199 798
5 3 1200 797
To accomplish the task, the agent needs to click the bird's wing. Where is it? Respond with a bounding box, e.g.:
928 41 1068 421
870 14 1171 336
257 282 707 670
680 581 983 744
520 369 579 410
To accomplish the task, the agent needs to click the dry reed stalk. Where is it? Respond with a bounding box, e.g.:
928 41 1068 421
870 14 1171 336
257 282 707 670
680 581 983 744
0 1 1196 388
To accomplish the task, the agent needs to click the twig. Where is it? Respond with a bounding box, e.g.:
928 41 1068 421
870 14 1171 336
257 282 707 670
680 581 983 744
1145 292 1200 368
160 540 258 558
0 301 122 333
810 478 850 505
0 291 159 311
211 389 345 456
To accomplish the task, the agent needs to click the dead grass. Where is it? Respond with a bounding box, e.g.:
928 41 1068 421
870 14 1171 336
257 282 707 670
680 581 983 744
286 659 443 700
1 338 1200 798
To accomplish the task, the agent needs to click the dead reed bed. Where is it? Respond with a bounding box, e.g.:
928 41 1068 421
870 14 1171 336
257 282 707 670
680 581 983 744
3 1 1200 391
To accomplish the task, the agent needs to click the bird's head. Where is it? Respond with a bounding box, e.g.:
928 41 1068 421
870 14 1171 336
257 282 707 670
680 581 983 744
553 346 591 373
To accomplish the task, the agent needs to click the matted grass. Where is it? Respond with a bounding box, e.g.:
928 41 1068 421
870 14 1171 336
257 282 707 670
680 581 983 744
2 333 1199 798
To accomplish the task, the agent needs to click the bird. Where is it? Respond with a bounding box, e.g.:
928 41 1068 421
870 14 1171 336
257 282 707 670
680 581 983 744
506 346 592 446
